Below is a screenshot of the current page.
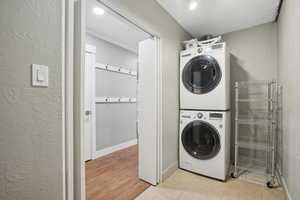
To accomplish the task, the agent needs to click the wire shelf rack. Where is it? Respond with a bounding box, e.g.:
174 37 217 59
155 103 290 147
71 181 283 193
232 80 281 188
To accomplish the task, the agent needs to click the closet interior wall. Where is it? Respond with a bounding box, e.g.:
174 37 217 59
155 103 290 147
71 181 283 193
86 33 138 152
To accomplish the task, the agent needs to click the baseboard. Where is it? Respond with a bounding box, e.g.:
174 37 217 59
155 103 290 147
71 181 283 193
92 139 137 159
162 161 178 181
280 176 292 200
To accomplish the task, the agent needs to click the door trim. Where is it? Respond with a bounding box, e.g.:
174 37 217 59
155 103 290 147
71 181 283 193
156 37 163 183
73 0 86 199
64 0 74 199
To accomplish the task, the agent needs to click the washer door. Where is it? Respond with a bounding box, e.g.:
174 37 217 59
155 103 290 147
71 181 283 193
182 55 221 94
181 120 221 160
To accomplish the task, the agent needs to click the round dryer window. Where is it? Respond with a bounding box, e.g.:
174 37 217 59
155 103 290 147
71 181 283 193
181 120 221 160
182 55 222 94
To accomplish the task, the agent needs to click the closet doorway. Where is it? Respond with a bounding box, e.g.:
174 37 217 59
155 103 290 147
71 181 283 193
74 0 163 199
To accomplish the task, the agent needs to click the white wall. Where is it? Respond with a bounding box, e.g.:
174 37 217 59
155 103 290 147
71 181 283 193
100 0 191 179
223 22 278 159
277 0 300 199
0 1 64 200
86 34 138 70
86 34 138 151
223 22 278 82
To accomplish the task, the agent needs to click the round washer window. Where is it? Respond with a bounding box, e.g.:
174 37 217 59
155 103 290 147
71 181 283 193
182 55 222 94
181 120 221 160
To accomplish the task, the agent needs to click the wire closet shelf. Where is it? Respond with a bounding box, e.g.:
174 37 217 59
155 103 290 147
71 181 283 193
231 80 281 188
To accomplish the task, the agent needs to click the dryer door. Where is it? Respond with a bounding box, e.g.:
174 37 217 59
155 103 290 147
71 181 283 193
182 55 221 94
181 120 220 160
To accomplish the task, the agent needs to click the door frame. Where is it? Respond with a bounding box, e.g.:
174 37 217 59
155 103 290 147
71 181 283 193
64 0 74 199
64 0 163 199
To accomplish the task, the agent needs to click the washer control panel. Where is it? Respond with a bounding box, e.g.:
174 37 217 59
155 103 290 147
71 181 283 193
180 111 225 122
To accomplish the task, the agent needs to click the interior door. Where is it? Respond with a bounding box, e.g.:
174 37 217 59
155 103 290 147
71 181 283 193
84 45 96 161
138 37 159 185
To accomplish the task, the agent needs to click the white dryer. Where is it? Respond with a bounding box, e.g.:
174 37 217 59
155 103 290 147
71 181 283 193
180 43 230 110
179 110 231 181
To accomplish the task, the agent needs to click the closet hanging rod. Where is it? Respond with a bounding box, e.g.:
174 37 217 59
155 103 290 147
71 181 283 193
95 63 137 77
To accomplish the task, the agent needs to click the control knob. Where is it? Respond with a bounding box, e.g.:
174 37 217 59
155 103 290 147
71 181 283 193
197 112 203 119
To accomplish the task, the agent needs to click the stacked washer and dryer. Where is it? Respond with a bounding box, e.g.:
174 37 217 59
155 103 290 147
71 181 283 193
179 39 231 181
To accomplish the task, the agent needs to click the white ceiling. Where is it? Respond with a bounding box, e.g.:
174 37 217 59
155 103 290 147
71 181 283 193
86 0 150 53
156 0 280 37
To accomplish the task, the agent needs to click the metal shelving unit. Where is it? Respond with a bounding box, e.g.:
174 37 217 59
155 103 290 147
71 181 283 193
232 80 280 188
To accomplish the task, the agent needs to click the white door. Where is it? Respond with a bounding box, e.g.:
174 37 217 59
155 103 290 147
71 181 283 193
84 45 96 161
138 37 160 185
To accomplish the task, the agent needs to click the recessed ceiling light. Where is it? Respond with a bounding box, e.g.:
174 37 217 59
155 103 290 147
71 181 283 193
189 1 198 10
93 7 105 16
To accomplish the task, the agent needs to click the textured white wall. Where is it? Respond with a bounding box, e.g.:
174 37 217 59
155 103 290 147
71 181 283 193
277 0 300 199
100 0 191 178
0 0 63 200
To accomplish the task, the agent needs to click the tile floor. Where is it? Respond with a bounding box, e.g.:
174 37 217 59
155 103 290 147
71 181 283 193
136 169 285 200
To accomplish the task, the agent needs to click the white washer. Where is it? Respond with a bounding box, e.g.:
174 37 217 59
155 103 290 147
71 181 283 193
180 42 230 110
179 110 231 181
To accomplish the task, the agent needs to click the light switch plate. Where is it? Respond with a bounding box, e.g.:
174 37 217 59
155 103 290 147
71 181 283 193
32 64 49 87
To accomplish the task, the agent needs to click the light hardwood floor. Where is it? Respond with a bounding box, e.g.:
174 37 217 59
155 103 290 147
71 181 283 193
85 145 150 200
